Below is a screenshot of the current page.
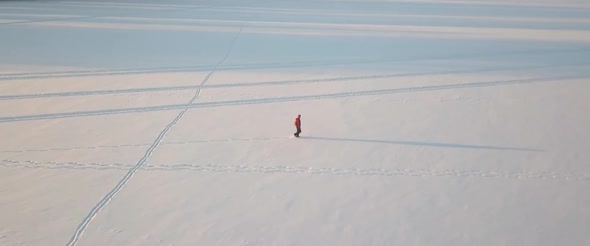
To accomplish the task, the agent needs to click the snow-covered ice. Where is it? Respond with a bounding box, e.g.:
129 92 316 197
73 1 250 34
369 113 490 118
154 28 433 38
1 0 589 245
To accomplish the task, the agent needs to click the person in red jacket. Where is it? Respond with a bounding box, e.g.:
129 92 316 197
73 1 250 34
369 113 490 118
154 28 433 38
294 114 301 137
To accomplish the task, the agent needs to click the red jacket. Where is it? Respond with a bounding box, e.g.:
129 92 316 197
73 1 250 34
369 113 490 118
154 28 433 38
294 118 301 128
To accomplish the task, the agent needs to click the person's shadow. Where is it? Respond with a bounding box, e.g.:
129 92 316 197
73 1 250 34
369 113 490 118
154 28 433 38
303 136 542 152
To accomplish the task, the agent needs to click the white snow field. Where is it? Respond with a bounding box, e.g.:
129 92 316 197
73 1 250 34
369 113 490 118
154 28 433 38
1 0 590 245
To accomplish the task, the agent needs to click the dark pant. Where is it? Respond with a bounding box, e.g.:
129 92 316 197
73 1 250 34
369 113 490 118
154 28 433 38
294 127 301 137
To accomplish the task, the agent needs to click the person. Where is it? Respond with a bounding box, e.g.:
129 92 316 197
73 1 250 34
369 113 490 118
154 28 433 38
294 114 301 137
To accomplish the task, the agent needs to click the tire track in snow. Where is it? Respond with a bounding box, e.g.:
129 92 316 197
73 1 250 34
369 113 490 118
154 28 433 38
65 25 244 246
146 164 589 182
1 74 585 123
2 159 588 182
3 61 587 100
0 137 281 153
0 159 132 170
0 60 369 81
0 143 151 153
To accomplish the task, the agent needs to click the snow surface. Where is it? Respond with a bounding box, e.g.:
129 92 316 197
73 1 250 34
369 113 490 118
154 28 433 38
1 0 589 245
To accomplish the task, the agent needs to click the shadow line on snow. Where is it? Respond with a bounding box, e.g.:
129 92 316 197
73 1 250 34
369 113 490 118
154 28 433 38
0 74 586 123
303 136 542 152
1 61 588 100
0 2 212 26
1 47 587 81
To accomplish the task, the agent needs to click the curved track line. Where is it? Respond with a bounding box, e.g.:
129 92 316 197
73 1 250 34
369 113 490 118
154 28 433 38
65 25 243 246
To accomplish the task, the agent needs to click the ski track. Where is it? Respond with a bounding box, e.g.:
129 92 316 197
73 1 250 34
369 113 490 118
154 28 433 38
1 159 587 182
64 25 244 246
